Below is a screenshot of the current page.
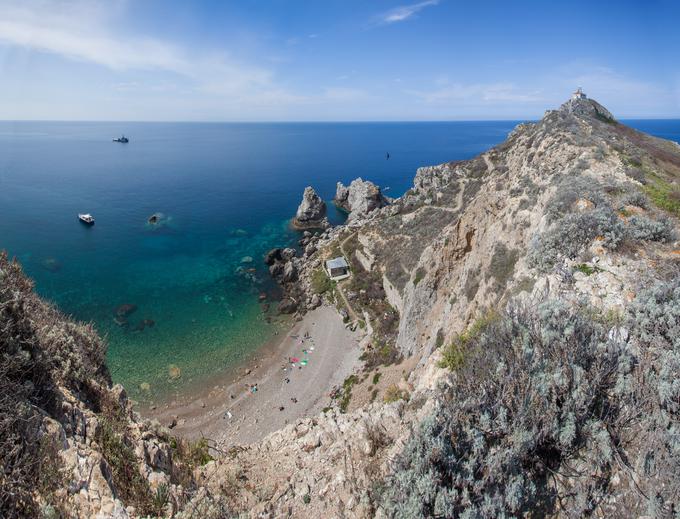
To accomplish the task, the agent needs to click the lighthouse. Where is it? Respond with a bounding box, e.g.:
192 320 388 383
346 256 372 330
572 87 587 100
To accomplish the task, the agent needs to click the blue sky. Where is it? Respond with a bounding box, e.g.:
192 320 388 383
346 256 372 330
0 0 678 121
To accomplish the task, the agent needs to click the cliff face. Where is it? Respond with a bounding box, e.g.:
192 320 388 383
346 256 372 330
4 94 680 518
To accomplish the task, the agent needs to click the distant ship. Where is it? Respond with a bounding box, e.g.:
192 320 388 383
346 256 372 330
78 213 95 225
113 135 129 143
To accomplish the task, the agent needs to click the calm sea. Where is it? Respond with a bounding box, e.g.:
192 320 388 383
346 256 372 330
1 119 678 402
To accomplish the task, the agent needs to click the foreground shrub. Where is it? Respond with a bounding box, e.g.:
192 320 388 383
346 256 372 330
620 190 649 209
379 300 636 518
627 215 675 242
528 207 625 272
380 281 680 518
546 176 607 221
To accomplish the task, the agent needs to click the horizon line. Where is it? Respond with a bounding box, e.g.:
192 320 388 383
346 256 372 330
0 116 679 124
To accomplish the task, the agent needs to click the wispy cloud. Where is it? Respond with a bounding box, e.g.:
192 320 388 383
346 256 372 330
0 0 275 98
408 82 544 104
377 0 439 24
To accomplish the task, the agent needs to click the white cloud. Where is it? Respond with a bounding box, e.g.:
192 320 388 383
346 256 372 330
0 0 277 98
378 0 439 24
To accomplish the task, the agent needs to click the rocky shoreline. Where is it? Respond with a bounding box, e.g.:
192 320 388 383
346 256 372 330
268 177 392 318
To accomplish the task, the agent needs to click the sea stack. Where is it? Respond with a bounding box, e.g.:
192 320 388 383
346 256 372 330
334 178 389 220
292 186 329 229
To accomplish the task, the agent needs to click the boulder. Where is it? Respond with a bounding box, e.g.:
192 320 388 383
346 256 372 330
292 186 329 229
269 263 284 278
304 243 317 257
264 248 282 265
283 262 298 283
278 298 297 314
334 178 388 220
281 248 297 261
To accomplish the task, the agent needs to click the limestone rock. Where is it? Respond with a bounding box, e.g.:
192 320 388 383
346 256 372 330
264 248 282 265
283 261 298 283
292 186 329 229
334 178 388 220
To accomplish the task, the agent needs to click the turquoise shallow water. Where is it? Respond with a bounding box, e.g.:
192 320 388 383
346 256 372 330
1 119 677 402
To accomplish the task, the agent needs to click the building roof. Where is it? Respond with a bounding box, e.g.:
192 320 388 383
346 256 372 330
326 257 349 270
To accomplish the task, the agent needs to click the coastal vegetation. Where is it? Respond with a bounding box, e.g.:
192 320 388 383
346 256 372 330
380 287 680 517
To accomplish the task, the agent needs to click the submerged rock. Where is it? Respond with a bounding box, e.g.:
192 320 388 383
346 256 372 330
292 186 329 230
334 178 388 220
147 212 169 228
168 364 181 380
133 318 156 331
41 257 62 273
114 303 138 318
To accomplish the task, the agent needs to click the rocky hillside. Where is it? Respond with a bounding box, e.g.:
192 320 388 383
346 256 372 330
206 94 680 517
3 94 680 518
0 253 229 518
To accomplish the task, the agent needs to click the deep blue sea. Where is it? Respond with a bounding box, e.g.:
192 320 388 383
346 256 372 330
1 119 678 402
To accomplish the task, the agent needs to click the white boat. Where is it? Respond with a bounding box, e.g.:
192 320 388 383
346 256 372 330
78 213 95 225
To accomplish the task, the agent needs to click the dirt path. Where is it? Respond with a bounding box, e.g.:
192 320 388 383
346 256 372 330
337 232 360 322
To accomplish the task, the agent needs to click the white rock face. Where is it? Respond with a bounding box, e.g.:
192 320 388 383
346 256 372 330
334 178 388 220
293 186 328 229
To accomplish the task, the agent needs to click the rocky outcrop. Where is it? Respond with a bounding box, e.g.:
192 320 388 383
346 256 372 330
0 253 221 518
558 95 615 121
292 186 329 229
334 178 389 220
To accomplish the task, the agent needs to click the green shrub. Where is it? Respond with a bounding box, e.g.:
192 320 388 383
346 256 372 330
380 300 636 518
97 419 154 514
360 340 401 369
383 385 409 404
644 177 680 216
627 215 675 242
438 312 497 371
528 207 625 272
573 263 600 276
372 372 382 385
338 374 358 413
413 267 426 286
311 267 332 295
